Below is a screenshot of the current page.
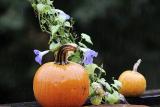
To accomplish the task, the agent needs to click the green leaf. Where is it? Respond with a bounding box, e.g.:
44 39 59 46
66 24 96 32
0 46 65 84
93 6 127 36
85 64 106 78
89 86 95 96
55 15 66 23
78 42 88 48
111 80 122 91
37 3 45 13
49 41 61 52
97 78 112 92
85 64 98 75
37 3 52 14
31 3 37 10
79 47 87 53
105 82 112 92
68 51 81 63
50 25 60 35
114 80 122 88
97 78 106 85
47 0 53 5
111 84 117 90
48 9 55 14
81 33 93 45
64 21 72 27
43 5 52 13
105 91 119 104
96 66 106 74
41 19 46 24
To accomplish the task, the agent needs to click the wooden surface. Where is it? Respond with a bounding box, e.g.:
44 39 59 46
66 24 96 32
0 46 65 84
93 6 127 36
0 89 160 107
0 102 148 107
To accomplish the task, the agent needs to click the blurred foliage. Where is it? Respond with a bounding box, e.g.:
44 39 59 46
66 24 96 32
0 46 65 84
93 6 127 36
0 0 160 104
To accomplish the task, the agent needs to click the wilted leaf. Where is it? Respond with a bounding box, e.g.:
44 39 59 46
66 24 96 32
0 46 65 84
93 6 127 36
90 96 102 105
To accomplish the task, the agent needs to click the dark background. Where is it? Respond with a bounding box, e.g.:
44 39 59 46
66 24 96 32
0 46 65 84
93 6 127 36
0 0 160 104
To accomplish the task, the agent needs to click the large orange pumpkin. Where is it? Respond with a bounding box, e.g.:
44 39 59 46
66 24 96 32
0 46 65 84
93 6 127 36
33 45 89 107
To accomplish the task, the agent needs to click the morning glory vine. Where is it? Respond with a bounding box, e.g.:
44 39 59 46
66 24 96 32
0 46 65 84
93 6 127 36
29 0 126 105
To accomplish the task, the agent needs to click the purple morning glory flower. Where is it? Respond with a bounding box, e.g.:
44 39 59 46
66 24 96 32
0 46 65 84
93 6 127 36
83 49 98 65
33 49 49 65
55 9 70 20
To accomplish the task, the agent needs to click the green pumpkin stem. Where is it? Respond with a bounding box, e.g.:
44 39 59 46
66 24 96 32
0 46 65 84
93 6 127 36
55 44 77 65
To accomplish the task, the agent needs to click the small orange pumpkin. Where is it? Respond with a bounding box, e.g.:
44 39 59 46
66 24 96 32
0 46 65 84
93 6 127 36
118 59 146 97
33 45 89 107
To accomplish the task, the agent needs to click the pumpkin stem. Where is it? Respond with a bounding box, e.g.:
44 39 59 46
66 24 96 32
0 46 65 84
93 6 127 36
133 59 142 72
55 44 77 65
